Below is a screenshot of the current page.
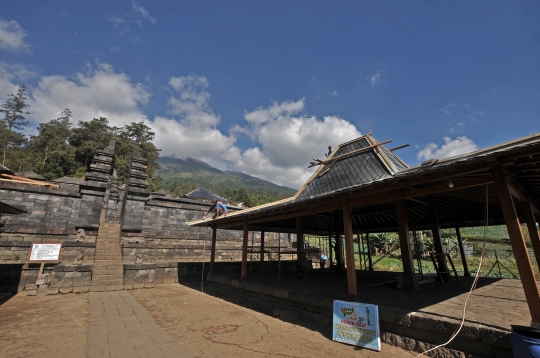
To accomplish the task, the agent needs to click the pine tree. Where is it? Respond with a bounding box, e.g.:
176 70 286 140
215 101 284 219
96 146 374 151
0 85 31 166
0 85 31 131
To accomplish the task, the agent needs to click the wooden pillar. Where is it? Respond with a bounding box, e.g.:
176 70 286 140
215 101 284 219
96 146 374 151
492 167 540 322
334 210 343 273
366 233 374 271
455 225 470 277
260 230 265 268
428 197 450 282
241 220 249 279
522 198 540 270
343 198 358 295
395 199 420 290
296 217 305 271
209 226 217 273
328 231 333 266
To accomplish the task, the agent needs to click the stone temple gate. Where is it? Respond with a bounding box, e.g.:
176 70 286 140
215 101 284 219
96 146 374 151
0 140 251 294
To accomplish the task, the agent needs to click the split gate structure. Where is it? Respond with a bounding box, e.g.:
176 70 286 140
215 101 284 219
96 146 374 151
190 133 540 324
0 140 245 294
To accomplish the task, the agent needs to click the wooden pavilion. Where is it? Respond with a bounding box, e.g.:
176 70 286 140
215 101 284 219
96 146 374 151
189 133 540 323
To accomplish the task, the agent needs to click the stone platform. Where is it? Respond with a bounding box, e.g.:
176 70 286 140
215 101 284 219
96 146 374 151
204 270 528 357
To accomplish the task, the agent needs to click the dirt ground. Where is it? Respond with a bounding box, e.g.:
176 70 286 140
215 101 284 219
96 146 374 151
0 292 88 358
0 284 413 358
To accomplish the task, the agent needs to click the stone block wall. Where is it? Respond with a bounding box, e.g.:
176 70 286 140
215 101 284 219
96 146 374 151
123 261 243 289
48 264 93 294
205 275 513 358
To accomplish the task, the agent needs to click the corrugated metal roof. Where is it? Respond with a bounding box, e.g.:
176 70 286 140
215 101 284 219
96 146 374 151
295 134 403 200
183 187 228 203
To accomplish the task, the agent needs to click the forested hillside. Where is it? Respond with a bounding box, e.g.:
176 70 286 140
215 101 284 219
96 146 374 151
157 156 297 207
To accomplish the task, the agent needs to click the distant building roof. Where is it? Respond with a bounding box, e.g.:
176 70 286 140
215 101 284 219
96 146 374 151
151 189 169 196
0 165 14 175
52 176 86 185
15 171 45 180
183 187 228 203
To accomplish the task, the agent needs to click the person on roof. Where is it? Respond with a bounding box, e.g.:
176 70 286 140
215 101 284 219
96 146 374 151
202 200 228 220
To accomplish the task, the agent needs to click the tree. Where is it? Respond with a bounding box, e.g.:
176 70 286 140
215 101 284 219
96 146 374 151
0 85 31 131
69 117 116 169
122 121 154 145
28 109 78 180
114 121 161 183
0 85 31 166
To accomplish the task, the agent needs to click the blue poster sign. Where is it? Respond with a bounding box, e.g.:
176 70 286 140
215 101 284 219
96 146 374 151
332 300 380 351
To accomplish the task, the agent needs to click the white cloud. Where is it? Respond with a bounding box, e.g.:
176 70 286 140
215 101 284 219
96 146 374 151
152 78 362 188
131 0 156 25
0 18 30 52
441 103 457 115
0 62 36 102
3 65 363 189
366 71 381 87
470 110 484 123
226 99 362 187
417 136 478 161
30 63 150 126
329 90 338 96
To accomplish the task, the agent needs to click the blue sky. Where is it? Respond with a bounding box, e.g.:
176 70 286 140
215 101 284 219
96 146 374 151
1 1 539 188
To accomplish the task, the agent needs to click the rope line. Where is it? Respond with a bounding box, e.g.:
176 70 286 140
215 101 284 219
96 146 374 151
415 183 490 357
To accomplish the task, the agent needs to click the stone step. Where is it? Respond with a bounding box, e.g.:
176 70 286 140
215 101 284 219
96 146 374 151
91 278 124 285
92 268 124 275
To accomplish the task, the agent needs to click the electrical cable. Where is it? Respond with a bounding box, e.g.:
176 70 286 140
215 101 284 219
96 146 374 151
415 184 490 357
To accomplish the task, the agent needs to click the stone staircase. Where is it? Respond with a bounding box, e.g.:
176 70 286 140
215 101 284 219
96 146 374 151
90 223 124 291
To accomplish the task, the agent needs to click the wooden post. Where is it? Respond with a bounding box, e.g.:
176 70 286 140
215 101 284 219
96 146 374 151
209 226 217 274
492 167 540 322
366 233 374 271
260 230 265 268
334 210 343 273
296 217 305 272
328 232 333 267
241 220 249 279
455 225 471 277
395 199 420 290
428 197 451 282
357 233 363 271
522 197 540 270
343 198 358 295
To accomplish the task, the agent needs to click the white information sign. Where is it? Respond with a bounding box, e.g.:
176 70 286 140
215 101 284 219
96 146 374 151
29 243 62 261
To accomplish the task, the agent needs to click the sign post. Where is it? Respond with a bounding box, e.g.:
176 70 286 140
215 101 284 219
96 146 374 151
28 243 62 275
332 300 380 351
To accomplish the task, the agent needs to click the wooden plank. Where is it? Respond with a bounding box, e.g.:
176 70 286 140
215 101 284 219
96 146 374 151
342 198 358 295
215 201 343 229
492 166 540 322
209 226 217 273
394 199 420 290
522 197 540 271
260 230 265 266
429 197 451 282
508 177 540 215
321 139 393 165
0 177 59 188
241 221 249 279
455 225 471 277
349 175 493 209
296 217 305 271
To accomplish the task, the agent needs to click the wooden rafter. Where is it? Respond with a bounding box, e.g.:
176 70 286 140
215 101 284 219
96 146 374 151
0 174 59 188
